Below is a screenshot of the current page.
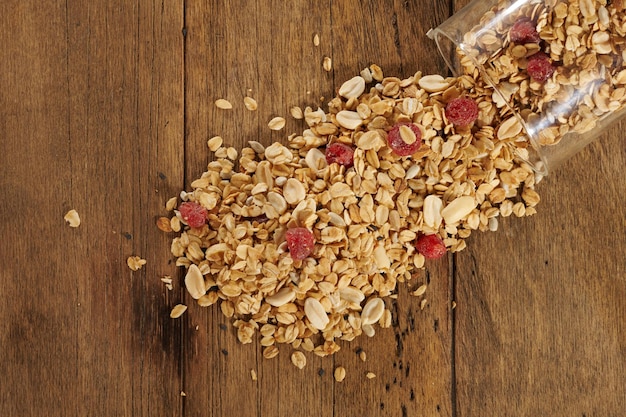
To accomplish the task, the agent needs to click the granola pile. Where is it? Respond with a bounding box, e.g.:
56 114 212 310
158 0 625 365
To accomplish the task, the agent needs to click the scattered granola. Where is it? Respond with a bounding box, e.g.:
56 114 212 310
161 65 543 364
64 209 81 227
334 366 346 382
244 96 258 111
158 0 626 368
127 256 147 271
170 304 188 318
214 99 233 110
323 56 332 72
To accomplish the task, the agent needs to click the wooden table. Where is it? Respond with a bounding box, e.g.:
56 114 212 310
1 1 624 416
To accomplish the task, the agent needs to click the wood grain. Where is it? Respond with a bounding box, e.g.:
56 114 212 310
0 0 184 415
450 1 626 416
1 0 624 416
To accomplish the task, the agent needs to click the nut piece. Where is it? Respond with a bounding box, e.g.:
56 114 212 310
334 366 346 382
291 351 307 369
361 297 385 325
335 111 363 130
423 195 443 228
265 287 296 307
338 76 366 99
339 287 365 304
184 264 206 300
127 256 147 271
170 304 188 318
283 178 306 205
304 297 329 330
441 196 476 224
362 324 375 337
418 74 451 92
313 33 320 46
366 372 376 379
64 209 81 227
215 98 232 109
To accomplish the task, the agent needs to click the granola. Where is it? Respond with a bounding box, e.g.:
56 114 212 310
158 0 626 367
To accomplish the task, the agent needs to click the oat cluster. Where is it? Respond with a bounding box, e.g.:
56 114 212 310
158 0 625 366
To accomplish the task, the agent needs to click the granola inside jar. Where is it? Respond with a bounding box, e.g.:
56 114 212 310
428 0 626 175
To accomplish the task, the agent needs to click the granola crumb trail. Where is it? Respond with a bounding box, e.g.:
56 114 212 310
250 369 258 381
366 372 376 379
64 209 81 227
127 256 146 271
313 33 320 47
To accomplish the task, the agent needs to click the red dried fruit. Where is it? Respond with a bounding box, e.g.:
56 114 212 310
509 18 541 44
445 97 479 127
526 52 555 82
285 227 315 260
415 234 447 260
178 201 208 228
386 123 422 156
325 143 355 167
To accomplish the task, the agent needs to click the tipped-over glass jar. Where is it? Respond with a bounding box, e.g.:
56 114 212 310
428 0 626 176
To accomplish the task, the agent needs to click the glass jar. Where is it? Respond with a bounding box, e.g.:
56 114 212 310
427 0 626 175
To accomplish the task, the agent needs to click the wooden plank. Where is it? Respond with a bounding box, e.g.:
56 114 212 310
454 130 626 416
182 1 455 416
0 1 184 416
451 1 626 415
183 1 336 415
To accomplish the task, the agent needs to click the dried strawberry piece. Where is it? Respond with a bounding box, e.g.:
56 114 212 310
325 143 355 167
285 227 315 260
526 52 555 82
509 18 541 44
386 123 422 156
415 234 447 260
178 201 208 228
445 97 479 127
